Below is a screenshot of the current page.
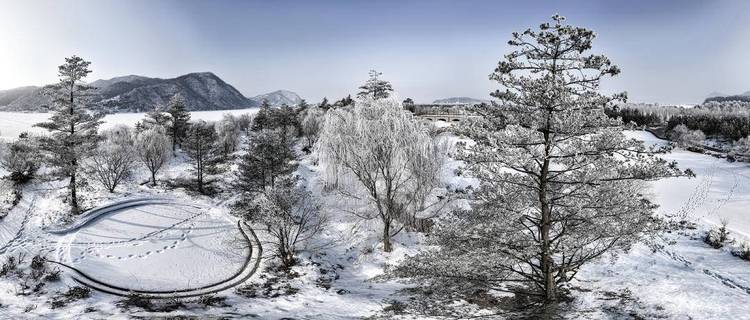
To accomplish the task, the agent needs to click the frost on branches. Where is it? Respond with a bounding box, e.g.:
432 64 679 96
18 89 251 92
318 97 447 252
398 15 689 307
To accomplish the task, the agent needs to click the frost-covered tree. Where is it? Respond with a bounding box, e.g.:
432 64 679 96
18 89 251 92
0 133 41 183
235 129 296 194
251 100 272 131
87 125 134 193
301 106 324 149
398 15 687 304
34 56 103 215
216 113 242 159
167 94 191 152
732 136 750 160
138 110 171 133
237 113 253 133
319 97 447 252
357 70 393 100
333 95 354 108
235 176 324 268
403 97 416 113
274 104 301 142
183 121 222 194
135 127 171 186
669 124 705 149
319 97 330 110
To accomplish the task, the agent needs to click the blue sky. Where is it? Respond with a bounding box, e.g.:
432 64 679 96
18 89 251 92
1 0 749 104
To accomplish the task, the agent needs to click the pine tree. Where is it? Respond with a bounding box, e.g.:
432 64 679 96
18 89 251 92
235 129 296 194
357 70 393 100
167 94 191 152
319 97 330 110
183 121 222 194
251 99 272 131
139 109 171 132
34 56 103 215
398 15 688 305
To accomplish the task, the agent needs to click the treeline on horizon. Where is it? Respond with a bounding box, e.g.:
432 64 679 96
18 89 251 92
606 101 750 141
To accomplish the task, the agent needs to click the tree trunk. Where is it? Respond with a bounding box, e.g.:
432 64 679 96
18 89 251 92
151 171 157 186
540 108 555 303
70 171 79 215
383 220 392 252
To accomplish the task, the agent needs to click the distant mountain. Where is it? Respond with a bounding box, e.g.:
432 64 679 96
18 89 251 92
251 90 302 106
706 91 727 99
704 91 750 103
432 97 489 105
0 86 39 107
0 73 302 113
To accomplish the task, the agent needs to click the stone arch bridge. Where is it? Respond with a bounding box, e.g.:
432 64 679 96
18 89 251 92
416 114 480 123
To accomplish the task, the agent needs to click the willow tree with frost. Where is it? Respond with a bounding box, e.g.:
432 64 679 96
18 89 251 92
318 97 446 252
398 15 688 305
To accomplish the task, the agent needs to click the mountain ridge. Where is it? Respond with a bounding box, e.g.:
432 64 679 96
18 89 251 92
0 72 302 113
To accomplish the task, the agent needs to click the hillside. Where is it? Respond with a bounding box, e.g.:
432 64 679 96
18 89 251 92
704 91 750 103
0 73 302 113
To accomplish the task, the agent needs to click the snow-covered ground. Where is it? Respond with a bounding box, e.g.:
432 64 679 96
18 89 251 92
60 201 249 292
568 130 750 319
2 124 750 319
0 108 259 140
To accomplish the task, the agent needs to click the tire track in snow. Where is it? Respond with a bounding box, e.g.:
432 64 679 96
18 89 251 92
658 247 750 295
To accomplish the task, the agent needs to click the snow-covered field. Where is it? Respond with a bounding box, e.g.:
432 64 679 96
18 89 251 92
60 201 249 292
0 108 259 140
2 124 750 319
568 131 750 319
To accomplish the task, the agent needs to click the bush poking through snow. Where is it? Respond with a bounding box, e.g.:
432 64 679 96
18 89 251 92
704 219 731 249
198 295 229 307
235 269 300 298
49 286 91 309
732 241 750 261
118 293 153 311
0 133 41 184
0 253 24 278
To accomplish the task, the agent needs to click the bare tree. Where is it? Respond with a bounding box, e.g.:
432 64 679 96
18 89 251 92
301 106 324 150
236 176 325 268
669 124 705 149
217 113 242 159
318 97 447 252
87 125 135 192
135 127 171 186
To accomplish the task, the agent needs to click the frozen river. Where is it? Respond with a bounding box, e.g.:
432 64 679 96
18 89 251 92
0 108 259 140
